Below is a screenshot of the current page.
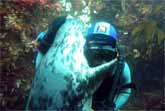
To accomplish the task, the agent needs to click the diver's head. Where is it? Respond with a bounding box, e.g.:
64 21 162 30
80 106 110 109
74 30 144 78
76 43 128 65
84 22 118 67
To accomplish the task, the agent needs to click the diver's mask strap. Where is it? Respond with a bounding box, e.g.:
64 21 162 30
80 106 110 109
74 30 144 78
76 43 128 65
89 45 117 52
86 41 118 53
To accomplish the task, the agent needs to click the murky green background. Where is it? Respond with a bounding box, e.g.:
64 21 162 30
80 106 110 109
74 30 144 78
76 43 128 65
0 0 164 110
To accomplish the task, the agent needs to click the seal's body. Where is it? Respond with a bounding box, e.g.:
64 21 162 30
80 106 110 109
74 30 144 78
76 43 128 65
26 18 116 111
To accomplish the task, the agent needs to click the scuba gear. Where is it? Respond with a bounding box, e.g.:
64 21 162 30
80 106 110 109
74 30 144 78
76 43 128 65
84 22 118 67
86 34 117 49
85 21 133 110
84 46 117 67
92 52 125 111
84 22 120 109
106 54 125 110
92 53 135 111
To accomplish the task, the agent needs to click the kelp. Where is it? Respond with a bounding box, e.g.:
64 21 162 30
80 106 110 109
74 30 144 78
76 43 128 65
131 20 164 59
157 29 165 45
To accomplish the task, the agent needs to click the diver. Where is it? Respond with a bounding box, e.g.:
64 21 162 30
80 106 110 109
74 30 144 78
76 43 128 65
84 22 134 111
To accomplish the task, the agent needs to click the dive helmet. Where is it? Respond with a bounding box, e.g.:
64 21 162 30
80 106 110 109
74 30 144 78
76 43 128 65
87 22 118 41
86 22 118 51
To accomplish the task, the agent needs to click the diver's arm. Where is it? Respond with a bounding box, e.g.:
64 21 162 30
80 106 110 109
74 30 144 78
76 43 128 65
113 62 132 110
35 51 44 69
34 32 46 68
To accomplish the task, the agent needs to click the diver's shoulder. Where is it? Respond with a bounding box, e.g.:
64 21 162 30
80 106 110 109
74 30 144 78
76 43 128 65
123 61 131 77
124 61 131 69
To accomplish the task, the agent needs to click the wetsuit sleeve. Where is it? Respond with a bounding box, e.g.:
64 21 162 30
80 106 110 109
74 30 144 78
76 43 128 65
113 62 132 110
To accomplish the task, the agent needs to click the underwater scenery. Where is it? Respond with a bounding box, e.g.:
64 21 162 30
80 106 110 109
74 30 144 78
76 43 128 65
0 0 164 110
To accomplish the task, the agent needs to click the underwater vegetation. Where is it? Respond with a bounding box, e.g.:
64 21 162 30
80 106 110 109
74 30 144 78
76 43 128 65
0 0 164 110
